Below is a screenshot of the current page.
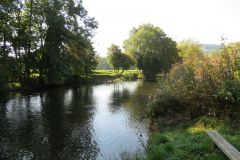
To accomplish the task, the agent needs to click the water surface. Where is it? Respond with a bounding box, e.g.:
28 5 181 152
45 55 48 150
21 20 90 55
0 80 158 160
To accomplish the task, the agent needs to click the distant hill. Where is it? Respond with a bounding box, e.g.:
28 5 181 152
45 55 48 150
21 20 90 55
201 44 222 52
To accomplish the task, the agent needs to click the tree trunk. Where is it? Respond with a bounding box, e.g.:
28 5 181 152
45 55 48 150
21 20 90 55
3 32 7 58
16 4 22 59
26 0 33 79
39 32 44 83
119 69 125 76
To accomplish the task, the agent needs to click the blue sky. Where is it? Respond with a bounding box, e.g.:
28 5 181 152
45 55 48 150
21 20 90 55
83 0 240 57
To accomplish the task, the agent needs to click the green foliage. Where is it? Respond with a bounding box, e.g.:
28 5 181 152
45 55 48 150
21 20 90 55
107 44 134 75
0 60 8 89
0 56 22 90
223 42 240 79
149 43 240 120
7 82 21 90
147 43 240 160
42 0 98 84
124 24 180 78
93 70 118 77
92 70 141 80
152 134 170 144
177 39 203 62
120 54 135 71
0 0 98 87
118 150 145 160
96 57 113 70
107 44 123 70
147 117 240 160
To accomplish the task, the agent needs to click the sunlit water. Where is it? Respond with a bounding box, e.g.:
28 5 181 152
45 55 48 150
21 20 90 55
0 80 159 160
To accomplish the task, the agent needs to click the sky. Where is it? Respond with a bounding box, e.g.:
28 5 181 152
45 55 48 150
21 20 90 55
83 0 240 57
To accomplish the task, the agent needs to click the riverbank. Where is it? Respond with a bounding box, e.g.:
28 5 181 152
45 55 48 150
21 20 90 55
0 70 142 95
143 45 240 160
147 116 240 160
91 70 142 83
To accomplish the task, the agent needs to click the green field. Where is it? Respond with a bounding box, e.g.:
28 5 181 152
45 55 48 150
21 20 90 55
92 70 142 80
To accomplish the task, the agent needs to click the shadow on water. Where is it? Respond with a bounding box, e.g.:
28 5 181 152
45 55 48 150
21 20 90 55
0 80 159 160
109 84 131 113
0 86 99 160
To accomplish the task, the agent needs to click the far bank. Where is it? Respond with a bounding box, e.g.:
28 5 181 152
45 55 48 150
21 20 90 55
0 70 142 96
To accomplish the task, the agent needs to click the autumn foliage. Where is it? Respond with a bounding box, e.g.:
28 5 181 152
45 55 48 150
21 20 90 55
149 42 240 122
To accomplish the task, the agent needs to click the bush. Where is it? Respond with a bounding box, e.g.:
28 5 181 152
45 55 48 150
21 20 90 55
147 42 240 160
148 46 240 121
0 65 8 89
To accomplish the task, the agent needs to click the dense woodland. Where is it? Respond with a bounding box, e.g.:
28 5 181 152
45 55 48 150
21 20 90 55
0 0 97 89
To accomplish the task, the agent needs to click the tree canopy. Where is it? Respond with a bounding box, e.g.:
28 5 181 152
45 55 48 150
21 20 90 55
0 0 98 87
107 44 134 75
177 39 203 59
123 24 180 78
96 57 113 70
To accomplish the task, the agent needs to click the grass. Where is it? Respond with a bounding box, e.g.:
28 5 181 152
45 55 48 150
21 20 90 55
105 116 240 160
93 70 141 76
7 82 21 90
92 70 142 80
108 150 145 160
147 116 240 160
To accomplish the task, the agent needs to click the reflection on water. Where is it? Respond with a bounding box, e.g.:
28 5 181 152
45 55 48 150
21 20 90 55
0 80 158 160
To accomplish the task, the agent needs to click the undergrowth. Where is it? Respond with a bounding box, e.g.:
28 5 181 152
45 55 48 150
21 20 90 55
147 116 240 160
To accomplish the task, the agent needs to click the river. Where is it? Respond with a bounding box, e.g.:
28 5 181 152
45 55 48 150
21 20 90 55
0 80 159 160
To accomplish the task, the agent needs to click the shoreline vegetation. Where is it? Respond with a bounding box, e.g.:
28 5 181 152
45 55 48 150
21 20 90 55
147 116 240 160
0 70 142 94
145 41 240 159
1 1 240 158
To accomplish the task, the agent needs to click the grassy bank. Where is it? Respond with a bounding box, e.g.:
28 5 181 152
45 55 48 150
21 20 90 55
92 70 142 81
147 116 240 160
1 70 142 94
145 44 240 159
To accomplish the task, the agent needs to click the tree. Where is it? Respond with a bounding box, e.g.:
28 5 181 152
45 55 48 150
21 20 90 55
119 54 134 74
177 39 203 63
43 0 98 84
107 44 134 75
0 0 23 86
0 0 98 89
107 44 122 73
221 42 240 79
96 57 113 70
124 24 180 78
0 57 9 89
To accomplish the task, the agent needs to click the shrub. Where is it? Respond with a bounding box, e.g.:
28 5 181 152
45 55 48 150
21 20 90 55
0 65 8 89
148 45 240 121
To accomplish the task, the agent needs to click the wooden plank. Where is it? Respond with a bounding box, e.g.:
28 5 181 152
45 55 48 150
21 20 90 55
206 130 240 160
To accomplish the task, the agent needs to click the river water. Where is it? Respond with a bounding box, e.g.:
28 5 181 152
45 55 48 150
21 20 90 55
0 80 158 160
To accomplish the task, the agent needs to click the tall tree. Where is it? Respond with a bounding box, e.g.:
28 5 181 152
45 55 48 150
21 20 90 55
124 24 180 78
0 0 98 88
107 44 134 75
177 39 203 64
